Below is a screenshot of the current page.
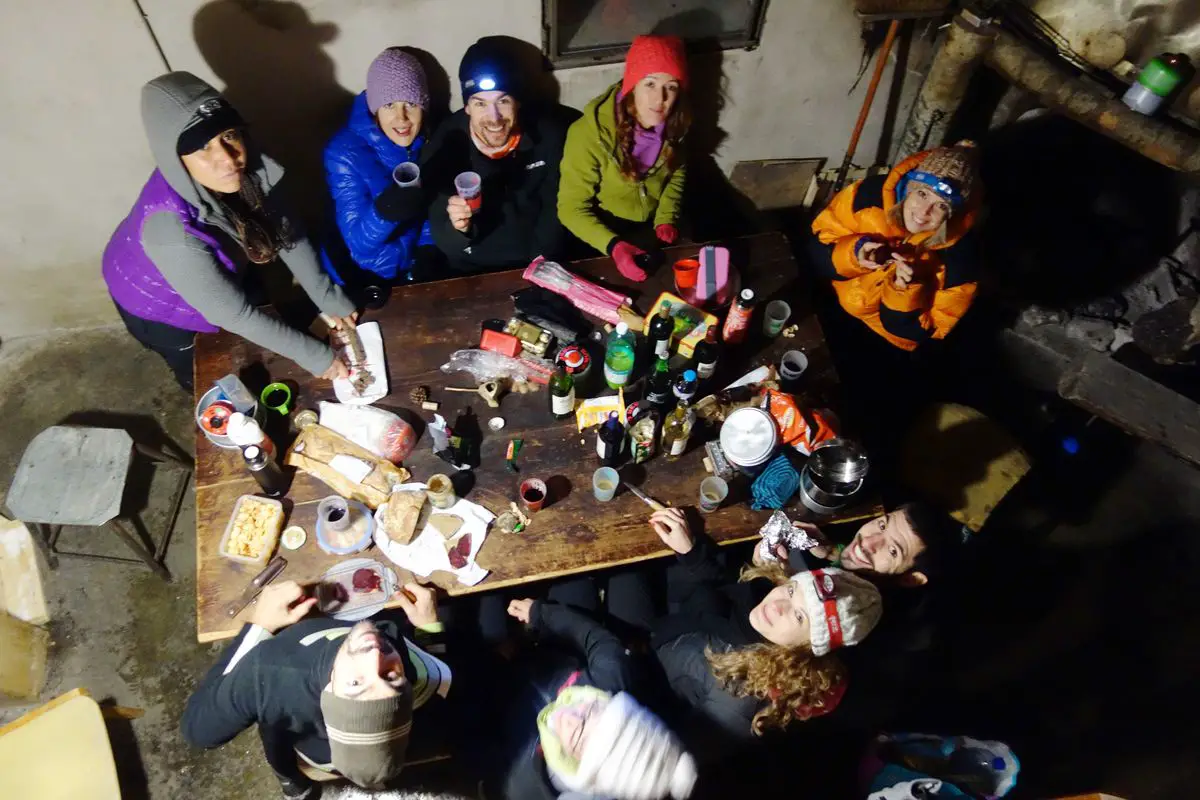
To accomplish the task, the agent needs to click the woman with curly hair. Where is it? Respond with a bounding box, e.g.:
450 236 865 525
641 508 882 753
557 35 691 281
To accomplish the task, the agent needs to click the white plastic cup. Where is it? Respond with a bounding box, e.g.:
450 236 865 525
780 350 809 381
454 171 482 211
318 496 351 532
763 300 792 337
593 467 619 502
393 161 421 187
698 477 729 513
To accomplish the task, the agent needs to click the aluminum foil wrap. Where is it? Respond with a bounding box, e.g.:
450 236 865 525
755 510 821 563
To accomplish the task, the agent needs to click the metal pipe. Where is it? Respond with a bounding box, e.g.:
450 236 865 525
895 10 996 160
835 19 902 191
986 29 1200 176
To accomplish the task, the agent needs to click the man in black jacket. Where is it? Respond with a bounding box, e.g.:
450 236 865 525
181 580 452 800
422 37 576 275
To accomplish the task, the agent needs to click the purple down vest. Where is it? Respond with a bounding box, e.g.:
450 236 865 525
102 170 239 332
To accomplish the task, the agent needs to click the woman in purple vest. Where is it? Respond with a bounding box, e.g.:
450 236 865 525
103 72 358 390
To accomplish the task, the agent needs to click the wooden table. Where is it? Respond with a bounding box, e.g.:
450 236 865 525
193 232 880 642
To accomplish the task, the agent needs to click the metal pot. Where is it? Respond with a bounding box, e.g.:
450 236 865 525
799 438 869 514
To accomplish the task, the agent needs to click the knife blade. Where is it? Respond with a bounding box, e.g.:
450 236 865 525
622 481 666 511
227 556 288 618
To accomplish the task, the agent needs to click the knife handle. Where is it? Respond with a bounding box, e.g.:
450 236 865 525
254 556 288 587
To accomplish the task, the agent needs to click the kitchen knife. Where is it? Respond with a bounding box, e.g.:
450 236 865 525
226 556 288 618
622 481 666 511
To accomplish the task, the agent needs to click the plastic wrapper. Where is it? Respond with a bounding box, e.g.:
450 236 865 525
318 402 415 464
762 390 839 456
755 510 822 564
440 348 553 386
523 256 631 325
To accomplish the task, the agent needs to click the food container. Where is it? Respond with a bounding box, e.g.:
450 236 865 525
316 499 376 555
317 558 397 622
218 495 285 566
799 438 869 514
196 385 263 449
719 407 780 475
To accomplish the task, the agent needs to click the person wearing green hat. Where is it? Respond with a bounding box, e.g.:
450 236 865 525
181 581 453 799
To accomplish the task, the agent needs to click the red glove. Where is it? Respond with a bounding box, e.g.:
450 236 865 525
611 240 648 282
655 224 679 245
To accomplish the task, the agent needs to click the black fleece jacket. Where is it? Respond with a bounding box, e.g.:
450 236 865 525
422 105 577 274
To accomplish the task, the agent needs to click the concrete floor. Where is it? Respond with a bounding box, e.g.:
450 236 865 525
1 327 1197 799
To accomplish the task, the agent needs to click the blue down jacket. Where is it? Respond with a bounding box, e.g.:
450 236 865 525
322 92 432 282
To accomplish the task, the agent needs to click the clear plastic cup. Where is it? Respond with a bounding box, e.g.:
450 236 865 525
454 171 482 211
393 161 421 188
763 300 792 337
593 467 619 502
519 478 548 513
318 495 351 532
698 477 729 513
780 350 809 381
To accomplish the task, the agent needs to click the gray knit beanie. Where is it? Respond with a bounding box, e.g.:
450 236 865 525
366 48 429 113
320 683 413 788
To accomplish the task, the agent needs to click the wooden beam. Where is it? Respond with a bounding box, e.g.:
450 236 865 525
1058 352 1200 466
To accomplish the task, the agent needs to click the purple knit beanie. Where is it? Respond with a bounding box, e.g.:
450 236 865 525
366 48 429 113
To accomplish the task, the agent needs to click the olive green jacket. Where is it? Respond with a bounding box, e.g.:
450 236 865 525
557 82 686 253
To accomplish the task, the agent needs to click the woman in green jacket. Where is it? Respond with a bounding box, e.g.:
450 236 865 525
558 35 691 282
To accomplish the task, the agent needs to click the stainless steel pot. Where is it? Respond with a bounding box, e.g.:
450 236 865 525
799 438 868 514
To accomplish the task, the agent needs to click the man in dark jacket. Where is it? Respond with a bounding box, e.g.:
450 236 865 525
181 580 452 799
422 37 575 275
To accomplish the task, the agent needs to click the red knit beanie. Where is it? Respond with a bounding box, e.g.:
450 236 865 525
621 35 688 96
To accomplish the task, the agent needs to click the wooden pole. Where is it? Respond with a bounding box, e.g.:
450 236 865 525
834 19 902 191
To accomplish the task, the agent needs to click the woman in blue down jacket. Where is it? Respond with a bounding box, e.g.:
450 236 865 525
323 48 434 287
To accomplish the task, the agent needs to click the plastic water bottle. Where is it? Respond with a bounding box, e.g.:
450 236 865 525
604 322 636 389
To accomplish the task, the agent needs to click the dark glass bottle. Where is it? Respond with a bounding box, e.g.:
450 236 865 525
693 327 720 381
648 305 674 362
549 365 575 420
645 356 673 407
596 412 625 466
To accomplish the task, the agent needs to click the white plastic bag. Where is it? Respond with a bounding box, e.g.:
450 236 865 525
318 401 416 464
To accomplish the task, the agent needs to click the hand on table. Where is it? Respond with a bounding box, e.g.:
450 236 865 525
507 598 535 624
319 354 351 381
650 507 694 555
395 582 439 627
655 223 679 245
611 240 648 282
251 580 317 634
447 195 473 233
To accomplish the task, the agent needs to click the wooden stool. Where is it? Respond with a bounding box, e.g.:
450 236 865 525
6 426 192 582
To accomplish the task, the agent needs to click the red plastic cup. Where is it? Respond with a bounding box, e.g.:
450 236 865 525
673 258 700 290
455 171 482 212
519 478 548 513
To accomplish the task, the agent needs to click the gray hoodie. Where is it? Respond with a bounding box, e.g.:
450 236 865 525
138 71 353 375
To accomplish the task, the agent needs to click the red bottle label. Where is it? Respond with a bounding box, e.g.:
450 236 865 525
722 305 753 343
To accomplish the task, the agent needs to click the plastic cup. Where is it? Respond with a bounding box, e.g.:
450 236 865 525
393 161 421 188
454 171 482 211
519 478 548 513
698 477 729 513
763 300 792 337
780 350 809 381
673 258 700 291
592 467 619 502
318 496 351 532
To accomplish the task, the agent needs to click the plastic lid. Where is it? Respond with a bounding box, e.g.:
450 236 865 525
243 445 262 459
683 370 697 381
615 322 629 335
557 344 591 373
719 407 779 466
740 289 755 301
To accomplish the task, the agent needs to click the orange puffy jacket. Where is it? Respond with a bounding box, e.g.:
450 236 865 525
810 151 980 351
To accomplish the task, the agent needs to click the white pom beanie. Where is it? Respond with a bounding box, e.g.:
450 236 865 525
792 567 883 656
552 691 698 799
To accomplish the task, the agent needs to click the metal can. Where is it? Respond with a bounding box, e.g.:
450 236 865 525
630 412 658 464
557 344 592 380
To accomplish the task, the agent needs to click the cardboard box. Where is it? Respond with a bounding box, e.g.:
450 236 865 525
643 292 719 359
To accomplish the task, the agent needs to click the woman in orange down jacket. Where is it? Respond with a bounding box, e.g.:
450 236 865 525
810 141 981 351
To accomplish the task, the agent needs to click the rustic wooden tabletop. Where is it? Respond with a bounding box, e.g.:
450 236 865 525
192 232 882 642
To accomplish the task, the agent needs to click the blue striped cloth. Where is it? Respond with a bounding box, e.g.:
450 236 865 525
751 453 800 510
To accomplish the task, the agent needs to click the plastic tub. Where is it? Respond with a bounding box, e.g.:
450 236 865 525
196 385 263 449
316 499 375 555
719 407 779 475
218 495 285 566
317 558 398 622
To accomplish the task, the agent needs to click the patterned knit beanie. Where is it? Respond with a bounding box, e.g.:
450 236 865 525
366 48 429 113
906 140 978 206
792 567 883 657
622 35 689 96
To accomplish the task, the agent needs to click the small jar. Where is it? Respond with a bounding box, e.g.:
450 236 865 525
427 474 456 509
